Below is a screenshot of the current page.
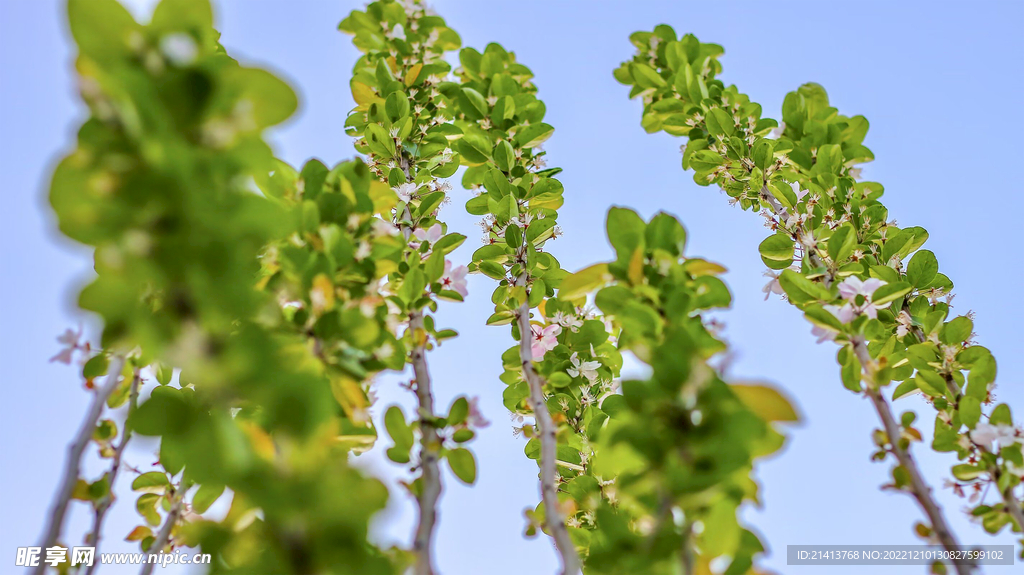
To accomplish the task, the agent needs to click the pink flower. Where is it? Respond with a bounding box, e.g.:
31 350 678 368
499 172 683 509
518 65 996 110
413 223 443 244
530 323 561 360
50 327 82 364
467 396 490 428
440 260 468 297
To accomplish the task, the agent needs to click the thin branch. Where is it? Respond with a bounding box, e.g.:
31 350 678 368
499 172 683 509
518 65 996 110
855 342 973 575
516 293 580 575
409 309 442 575
139 485 184 575
34 355 126 575
85 369 141 575
679 519 695 575
993 467 1024 533
397 186 442 575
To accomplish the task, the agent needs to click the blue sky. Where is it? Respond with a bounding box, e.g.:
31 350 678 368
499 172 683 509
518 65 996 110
1 1 1022 574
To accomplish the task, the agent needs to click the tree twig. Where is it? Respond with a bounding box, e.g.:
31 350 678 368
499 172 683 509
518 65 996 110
139 484 184 575
85 368 141 575
397 192 442 575
34 355 126 575
854 341 972 575
409 309 442 575
516 293 580 575
679 519 695 575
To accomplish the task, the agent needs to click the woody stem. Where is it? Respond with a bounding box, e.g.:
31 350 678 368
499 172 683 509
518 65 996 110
34 355 125 575
854 342 972 575
515 275 580 575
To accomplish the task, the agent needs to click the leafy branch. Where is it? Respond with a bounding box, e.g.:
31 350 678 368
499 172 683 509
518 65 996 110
617 25 1023 567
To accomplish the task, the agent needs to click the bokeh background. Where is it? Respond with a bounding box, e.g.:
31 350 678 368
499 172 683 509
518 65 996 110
2 1 1022 573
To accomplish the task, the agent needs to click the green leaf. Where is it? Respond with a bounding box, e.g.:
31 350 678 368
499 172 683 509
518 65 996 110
841 349 862 392
433 233 466 255
446 448 477 485
758 233 794 268
136 493 161 526
871 281 912 306
457 87 488 120
629 63 666 89
364 122 397 158
940 316 973 345
644 212 687 255
131 472 169 493
906 250 938 288
701 498 741 556
493 140 515 172
892 378 918 400
827 225 857 264
952 464 985 481
706 108 735 137
959 396 982 429
778 270 831 303
606 207 645 259
989 403 1012 426
416 192 445 219
82 354 110 379
448 397 469 426
67 0 139 63
191 483 225 514
399 268 427 304
915 370 947 397
514 123 554 149
384 405 413 450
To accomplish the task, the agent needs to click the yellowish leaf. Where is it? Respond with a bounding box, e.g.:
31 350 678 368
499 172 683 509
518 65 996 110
730 382 801 422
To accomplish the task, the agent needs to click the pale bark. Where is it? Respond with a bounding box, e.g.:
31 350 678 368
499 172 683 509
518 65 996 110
34 355 126 575
515 294 580 575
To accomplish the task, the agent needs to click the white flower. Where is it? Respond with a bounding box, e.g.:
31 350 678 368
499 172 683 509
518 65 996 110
391 23 406 40
567 352 601 383
761 270 784 301
790 181 809 202
837 276 890 320
413 223 443 244
896 310 914 338
440 260 468 297
160 33 198 66
375 343 394 359
372 218 399 237
970 422 1022 451
355 241 372 260
551 310 583 332
393 182 420 202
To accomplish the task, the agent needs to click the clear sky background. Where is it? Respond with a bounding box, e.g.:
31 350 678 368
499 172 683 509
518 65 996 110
2 1 1022 574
